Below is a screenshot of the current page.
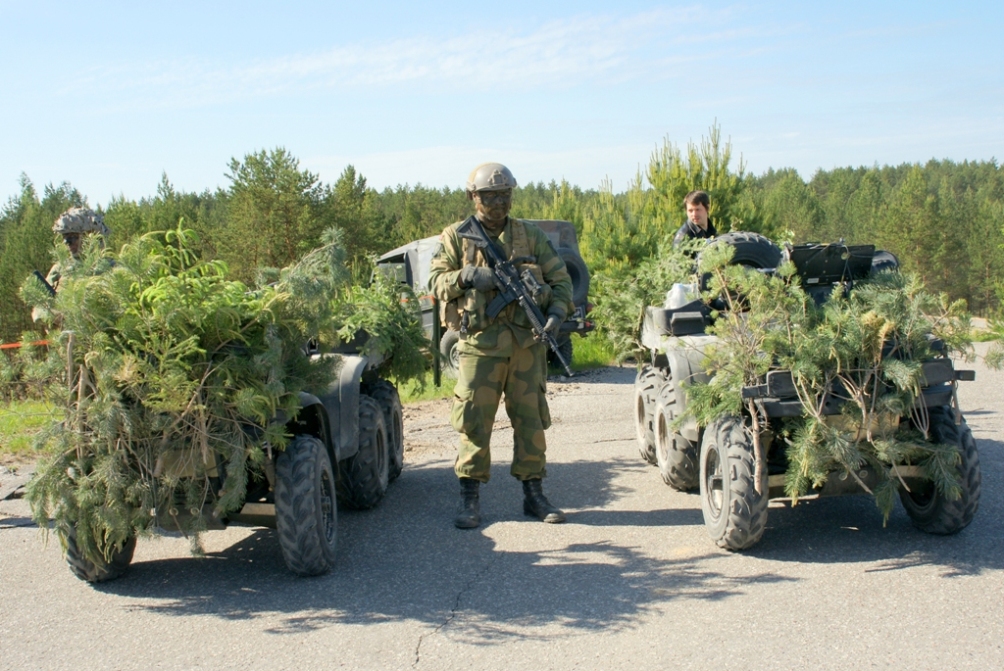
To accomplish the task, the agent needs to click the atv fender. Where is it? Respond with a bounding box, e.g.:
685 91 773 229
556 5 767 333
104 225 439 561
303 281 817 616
316 354 368 461
293 392 336 462
663 334 716 444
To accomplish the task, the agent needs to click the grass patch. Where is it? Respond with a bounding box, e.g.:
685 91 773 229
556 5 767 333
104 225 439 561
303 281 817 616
567 333 617 370
0 399 58 466
398 372 455 403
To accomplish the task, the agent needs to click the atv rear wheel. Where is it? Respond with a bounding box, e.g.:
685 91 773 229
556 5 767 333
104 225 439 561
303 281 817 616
275 434 339 576
337 395 390 509
62 525 136 583
654 377 699 490
369 381 404 481
699 416 768 550
900 407 981 534
634 365 660 465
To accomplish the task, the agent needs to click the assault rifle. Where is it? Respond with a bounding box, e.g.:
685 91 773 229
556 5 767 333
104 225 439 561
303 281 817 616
456 216 573 376
33 270 57 297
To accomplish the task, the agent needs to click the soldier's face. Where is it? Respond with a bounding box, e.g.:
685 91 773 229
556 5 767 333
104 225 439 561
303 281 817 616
687 202 709 229
62 233 82 257
474 189 512 224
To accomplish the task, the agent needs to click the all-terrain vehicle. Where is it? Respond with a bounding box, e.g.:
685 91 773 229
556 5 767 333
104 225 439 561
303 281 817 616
375 220 594 374
634 232 979 550
63 342 404 582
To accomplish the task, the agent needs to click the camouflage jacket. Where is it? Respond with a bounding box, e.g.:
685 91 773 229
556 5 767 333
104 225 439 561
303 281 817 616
430 217 572 357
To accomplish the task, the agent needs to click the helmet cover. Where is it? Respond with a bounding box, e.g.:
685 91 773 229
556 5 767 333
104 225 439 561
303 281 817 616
52 207 110 236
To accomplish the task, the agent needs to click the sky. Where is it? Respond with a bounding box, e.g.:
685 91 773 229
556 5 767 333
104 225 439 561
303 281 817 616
1 1 1002 207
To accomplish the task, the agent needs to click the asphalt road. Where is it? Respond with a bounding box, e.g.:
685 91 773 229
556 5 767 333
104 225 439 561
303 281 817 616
2 345 1002 670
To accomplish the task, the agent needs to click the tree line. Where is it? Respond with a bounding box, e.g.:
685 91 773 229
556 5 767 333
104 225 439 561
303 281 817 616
2 127 1003 345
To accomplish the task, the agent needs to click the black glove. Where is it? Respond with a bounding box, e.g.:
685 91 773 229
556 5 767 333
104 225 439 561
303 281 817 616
543 306 566 335
460 266 496 292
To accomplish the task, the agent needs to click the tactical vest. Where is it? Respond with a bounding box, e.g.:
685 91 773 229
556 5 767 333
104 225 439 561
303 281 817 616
441 218 551 334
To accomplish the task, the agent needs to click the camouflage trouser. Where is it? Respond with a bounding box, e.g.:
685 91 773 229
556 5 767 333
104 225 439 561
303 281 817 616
450 342 551 483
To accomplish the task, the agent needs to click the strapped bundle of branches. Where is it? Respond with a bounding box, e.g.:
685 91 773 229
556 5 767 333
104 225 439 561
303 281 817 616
25 225 348 563
684 243 974 520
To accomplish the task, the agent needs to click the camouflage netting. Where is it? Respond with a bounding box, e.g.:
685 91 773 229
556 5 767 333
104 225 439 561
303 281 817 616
23 225 427 564
683 242 974 519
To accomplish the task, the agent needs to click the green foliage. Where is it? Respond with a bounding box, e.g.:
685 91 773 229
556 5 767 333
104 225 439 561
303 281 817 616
25 224 343 564
646 122 759 235
329 270 430 385
983 317 1004 369
216 147 327 283
0 399 58 465
0 177 84 342
589 237 703 362
0 335 63 402
5 135 1004 354
568 333 616 370
684 248 974 521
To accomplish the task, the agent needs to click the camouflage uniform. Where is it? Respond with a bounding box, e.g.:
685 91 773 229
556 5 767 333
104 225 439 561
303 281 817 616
31 207 109 324
430 217 572 483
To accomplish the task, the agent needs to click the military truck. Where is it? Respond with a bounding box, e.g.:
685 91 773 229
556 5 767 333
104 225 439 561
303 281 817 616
375 219 594 374
63 342 404 582
634 232 980 550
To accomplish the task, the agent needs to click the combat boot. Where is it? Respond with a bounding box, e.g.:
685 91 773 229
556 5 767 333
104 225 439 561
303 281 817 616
522 479 566 524
454 478 481 529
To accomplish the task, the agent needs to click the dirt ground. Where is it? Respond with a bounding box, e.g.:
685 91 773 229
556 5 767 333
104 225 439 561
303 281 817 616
400 366 623 461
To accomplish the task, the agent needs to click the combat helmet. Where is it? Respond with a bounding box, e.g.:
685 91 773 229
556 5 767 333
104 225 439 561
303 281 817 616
52 207 110 236
465 163 517 194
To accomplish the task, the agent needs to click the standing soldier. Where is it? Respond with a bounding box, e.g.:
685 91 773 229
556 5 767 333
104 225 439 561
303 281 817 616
32 207 110 323
429 163 573 528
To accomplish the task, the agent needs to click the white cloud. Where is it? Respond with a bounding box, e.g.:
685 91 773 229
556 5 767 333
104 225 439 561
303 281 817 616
67 6 764 110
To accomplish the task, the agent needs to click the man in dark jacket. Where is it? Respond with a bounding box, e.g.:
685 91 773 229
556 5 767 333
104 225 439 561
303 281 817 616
672 190 717 246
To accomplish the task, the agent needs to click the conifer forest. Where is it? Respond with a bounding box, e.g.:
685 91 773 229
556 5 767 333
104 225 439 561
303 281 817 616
2 126 1004 348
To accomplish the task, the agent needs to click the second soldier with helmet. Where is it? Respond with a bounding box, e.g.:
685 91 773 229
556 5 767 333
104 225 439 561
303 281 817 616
32 207 110 325
429 163 573 529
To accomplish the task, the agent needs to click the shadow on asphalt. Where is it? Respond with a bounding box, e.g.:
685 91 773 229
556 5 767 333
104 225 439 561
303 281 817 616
94 456 774 640
744 437 1004 576
548 365 636 387
93 437 1002 639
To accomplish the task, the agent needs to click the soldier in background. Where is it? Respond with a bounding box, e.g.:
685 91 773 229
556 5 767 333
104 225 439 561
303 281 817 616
672 190 717 247
32 207 110 323
429 163 573 529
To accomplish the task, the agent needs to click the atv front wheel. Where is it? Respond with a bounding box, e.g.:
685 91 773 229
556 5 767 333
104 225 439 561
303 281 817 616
900 407 981 534
62 525 136 583
275 434 339 576
699 416 768 550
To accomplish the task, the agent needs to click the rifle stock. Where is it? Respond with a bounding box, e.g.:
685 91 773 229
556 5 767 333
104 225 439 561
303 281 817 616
456 217 573 376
